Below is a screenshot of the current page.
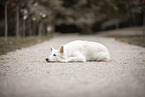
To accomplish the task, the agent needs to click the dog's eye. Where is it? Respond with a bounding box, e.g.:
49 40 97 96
53 54 56 56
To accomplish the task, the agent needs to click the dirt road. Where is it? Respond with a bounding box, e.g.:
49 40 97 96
0 34 145 97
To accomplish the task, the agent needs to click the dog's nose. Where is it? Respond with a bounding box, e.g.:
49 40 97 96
46 58 49 62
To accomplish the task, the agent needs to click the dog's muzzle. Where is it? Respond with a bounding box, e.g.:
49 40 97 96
46 58 49 62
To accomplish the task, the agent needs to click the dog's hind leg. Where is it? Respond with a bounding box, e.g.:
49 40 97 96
97 52 110 61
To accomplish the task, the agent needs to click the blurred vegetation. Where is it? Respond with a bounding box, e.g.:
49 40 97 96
0 0 144 55
0 0 144 39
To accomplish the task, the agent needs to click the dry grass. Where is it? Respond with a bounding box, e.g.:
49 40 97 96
106 35 145 47
0 36 51 55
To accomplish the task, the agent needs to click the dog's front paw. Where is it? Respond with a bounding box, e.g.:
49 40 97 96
60 60 68 63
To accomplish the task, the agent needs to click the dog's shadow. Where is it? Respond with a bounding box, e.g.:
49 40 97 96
46 58 104 63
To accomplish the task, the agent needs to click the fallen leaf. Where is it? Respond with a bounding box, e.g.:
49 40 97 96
0 58 9 60
7 65 11 68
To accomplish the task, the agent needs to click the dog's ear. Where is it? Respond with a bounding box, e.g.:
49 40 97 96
50 45 54 52
59 46 64 53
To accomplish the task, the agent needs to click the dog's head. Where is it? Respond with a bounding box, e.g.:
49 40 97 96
46 46 64 62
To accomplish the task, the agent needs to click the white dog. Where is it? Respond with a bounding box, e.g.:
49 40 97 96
46 40 110 62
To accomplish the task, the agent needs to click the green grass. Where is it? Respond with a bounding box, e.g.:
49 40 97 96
106 35 145 47
0 36 51 55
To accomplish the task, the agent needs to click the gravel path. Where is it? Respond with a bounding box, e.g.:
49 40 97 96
0 34 145 97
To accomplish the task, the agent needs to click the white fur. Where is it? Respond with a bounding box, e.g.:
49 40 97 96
47 40 110 62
